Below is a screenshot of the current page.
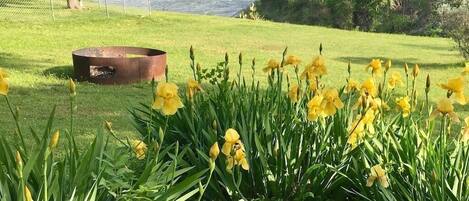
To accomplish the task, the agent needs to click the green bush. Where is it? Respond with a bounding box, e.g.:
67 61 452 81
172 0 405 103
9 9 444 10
441 5 469 59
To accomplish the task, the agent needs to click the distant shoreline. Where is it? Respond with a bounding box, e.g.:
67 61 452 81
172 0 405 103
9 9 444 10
104 0 253 17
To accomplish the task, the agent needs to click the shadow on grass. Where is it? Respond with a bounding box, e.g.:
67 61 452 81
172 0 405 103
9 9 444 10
398 42 450 51
43 65 74 79
335 56 464 69
0 52 51 70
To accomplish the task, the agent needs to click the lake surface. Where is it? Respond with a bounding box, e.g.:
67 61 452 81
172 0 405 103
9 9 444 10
106 0 254 17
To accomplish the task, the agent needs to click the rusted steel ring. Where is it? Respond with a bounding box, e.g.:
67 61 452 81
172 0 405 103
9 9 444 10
72 46 166 85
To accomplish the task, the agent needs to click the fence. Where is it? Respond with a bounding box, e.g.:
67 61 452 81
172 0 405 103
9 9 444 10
0 0 253 21
0 0 157 21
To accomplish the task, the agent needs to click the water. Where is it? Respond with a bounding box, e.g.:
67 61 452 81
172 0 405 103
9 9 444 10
106 0 254 17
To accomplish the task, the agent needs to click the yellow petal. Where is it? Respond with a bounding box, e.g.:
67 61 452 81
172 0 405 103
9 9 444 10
347 133 358 146
323 103 336 116
334 98 344 109
307 111 320 121
156 82 179 99
366 176 376 187
224 128 240 143
152 97 164 110
234 149 245 161
161 97 182 115
455 92 467 105
437 98 454 114
226 156 234 170
378 177 389 188
222 142 233 156
240 158 250 170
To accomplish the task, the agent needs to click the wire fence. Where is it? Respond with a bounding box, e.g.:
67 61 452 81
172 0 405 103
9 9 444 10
0 0 253 21
0 0 154 21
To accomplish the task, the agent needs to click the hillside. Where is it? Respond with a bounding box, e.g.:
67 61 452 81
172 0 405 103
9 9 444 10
0 5 467 144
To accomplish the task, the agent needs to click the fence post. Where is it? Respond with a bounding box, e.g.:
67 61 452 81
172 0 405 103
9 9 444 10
49 0 55 21
123 0 126 14
147 0 151 15
104 0 109 18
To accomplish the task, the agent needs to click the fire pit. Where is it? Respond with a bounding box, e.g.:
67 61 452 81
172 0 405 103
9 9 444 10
72 46 166 84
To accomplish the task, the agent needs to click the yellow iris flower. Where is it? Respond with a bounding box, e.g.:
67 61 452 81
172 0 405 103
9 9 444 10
366 165 389 188
288 84 301 103
395 96 411 117
300 56 327 79
387 71 403 89
360 78 377 97
345 78 360 93
285 55 301 66
307 94 324 121
462 117 469 142
222 128 249 171
430 98 459 122
348 117 365 149
347 110 375 149
131 140 148 160
263 59 281 73
439 76 466 105
0 73 9 96
366 59 382 76
187 79 202 99
152 82 184 116
310 55 327 75
321 88 344 117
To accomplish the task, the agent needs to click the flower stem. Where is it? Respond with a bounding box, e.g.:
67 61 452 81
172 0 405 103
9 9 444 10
70 97 73 132
440 117 447 201
197 166 214 201
43 152 49 201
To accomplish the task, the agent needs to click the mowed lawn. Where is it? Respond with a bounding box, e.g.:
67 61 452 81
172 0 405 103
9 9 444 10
0 5 467 146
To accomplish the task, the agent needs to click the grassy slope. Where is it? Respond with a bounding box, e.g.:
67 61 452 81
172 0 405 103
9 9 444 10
0 5 467 145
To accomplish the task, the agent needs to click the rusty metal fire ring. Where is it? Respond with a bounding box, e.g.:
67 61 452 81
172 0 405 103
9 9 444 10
72 46 166 85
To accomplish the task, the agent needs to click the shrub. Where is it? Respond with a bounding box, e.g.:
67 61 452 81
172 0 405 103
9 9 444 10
441 4 469 59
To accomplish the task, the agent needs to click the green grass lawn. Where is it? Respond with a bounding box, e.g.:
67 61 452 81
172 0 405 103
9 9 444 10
0 4 468 146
